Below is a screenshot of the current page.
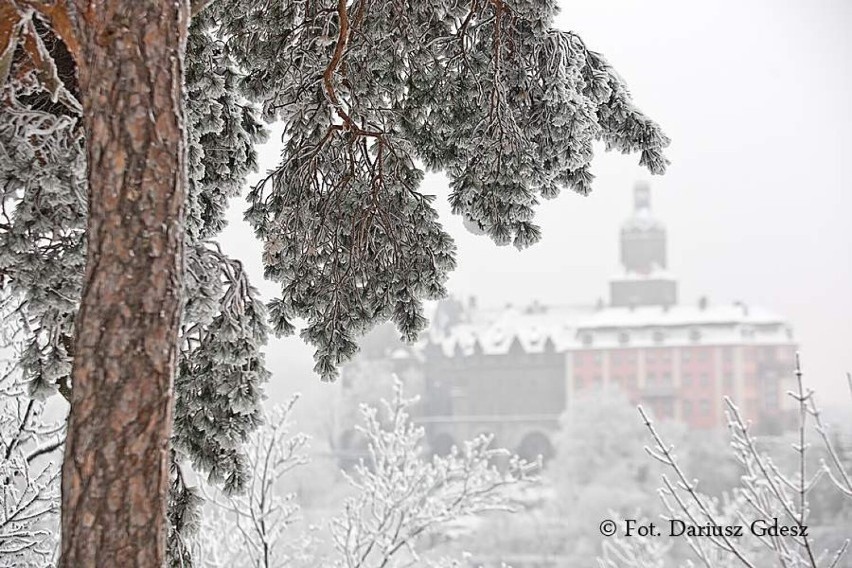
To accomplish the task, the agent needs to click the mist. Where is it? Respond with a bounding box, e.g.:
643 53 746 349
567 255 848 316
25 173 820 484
220 0 852 406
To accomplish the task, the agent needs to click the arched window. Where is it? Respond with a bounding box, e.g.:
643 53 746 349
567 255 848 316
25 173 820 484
516 431 555 465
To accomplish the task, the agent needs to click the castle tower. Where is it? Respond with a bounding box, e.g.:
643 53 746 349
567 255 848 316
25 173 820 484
609 182 678 307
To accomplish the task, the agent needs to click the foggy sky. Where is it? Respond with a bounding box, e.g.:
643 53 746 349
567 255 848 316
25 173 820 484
221 0 852 409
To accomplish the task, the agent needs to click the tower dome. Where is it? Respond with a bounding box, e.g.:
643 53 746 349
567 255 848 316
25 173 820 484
610 182 678 307
620 181 667 274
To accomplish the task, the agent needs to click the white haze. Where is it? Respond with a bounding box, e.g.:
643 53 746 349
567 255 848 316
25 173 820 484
220 0 852 409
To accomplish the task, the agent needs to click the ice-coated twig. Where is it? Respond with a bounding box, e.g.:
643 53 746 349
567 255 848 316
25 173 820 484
639 405 756 567
329 378 538 568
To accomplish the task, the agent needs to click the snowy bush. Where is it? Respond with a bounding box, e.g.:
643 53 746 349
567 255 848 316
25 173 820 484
600 356 852 568
329 380 538 568
0 348 63 567
191 379 537 568
188 396 309 568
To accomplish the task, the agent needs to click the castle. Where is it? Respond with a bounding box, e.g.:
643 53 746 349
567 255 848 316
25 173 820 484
340 182 798 463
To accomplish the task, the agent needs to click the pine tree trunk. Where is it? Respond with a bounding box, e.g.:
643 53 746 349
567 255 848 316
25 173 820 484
60 2 189 565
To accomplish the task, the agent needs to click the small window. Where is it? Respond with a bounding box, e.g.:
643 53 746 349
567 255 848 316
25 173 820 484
700 399 710 416
690 328 702 343
618 332 630 346
582 333 594 347
683 401 693 417
653 330 666 345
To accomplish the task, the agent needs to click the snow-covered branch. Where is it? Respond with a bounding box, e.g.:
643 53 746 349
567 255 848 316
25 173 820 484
0 357 63 567
192 396 310 568
626 355 852 568
329 379 539 568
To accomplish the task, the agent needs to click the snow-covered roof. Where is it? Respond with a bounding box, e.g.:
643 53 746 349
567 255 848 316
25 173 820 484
425 302 794 357
610 267 676 281
426 304 594 357
575 303 785 330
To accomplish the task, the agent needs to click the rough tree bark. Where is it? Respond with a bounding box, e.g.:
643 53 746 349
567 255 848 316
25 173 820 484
59 1 189 566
